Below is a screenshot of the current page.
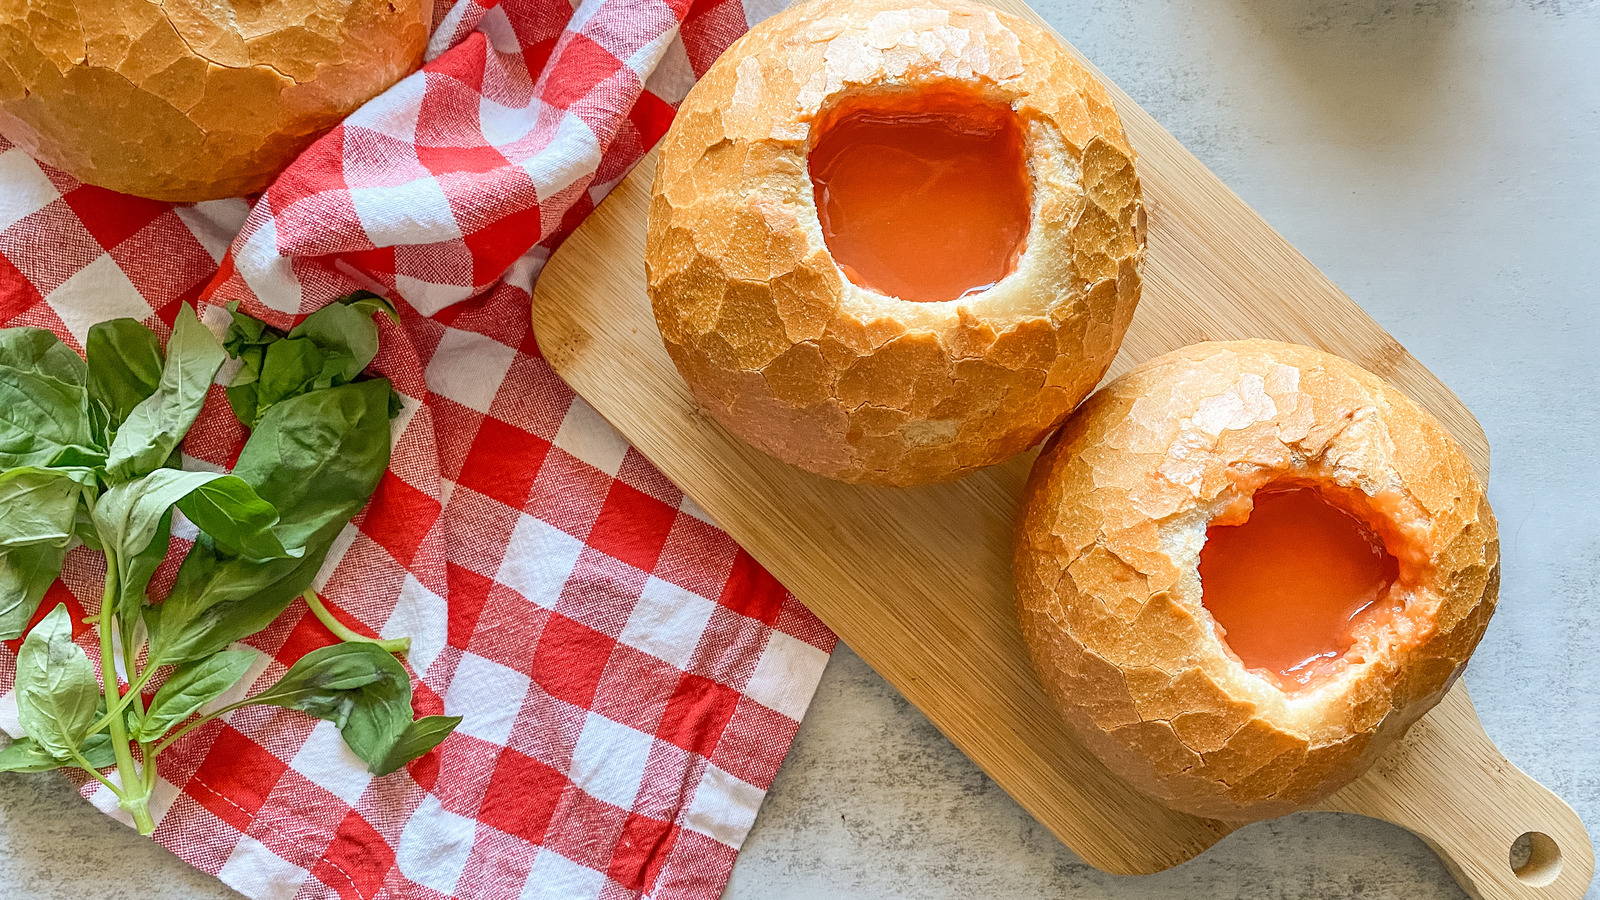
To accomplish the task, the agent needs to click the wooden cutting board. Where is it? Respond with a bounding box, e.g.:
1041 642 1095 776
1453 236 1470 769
528 4 1595 898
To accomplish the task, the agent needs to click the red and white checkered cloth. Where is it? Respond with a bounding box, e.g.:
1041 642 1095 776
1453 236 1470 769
0 0 837 897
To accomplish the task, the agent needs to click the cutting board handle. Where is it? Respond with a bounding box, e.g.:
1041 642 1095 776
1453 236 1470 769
1320 683 1594 899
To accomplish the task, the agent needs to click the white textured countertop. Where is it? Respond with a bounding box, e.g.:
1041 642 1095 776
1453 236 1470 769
2 0 1596 898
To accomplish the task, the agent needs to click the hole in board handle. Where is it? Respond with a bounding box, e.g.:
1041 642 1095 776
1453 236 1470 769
1509 831 1562 887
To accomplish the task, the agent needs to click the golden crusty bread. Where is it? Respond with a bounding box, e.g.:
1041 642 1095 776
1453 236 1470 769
646 0 1143 486
0 0 429 201
1015 340 1499 821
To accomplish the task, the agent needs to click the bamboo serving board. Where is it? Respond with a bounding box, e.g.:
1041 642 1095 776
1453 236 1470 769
529 4 1595 897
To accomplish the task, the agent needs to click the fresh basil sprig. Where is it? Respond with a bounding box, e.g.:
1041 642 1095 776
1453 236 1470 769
0 298 456 836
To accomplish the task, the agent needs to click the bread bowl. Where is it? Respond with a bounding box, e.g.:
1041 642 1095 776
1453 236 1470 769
1014 340 1499 821
0 0 429 201
646 0 1144 485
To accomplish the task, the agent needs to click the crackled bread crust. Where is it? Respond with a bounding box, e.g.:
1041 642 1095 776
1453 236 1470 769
646 0 1143 485
1015 340 1499 821
0 0 428 200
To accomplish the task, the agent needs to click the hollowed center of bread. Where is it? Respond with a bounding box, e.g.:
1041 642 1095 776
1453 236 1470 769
806 86 1030 303
1199 483 1413 691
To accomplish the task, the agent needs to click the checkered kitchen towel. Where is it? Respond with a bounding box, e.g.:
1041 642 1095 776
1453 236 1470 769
0 0 836 897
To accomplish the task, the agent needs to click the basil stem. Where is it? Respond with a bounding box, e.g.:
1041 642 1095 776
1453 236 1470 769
303 589 410 655
96 548 152 833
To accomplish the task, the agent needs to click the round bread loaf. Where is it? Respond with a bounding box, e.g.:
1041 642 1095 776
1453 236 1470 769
646 0 1144 486
0 0 429 201
1014 340 1499 821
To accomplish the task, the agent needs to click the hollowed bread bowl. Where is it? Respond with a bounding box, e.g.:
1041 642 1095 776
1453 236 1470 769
1015 340 1500 821
645 0 1144 485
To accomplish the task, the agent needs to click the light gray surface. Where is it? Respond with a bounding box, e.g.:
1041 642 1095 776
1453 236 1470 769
3 0 1598 898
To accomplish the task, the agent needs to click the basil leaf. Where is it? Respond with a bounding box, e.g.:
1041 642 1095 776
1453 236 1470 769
15 605 100 760
133 648 257 742
371 715 460 776
96 470 294 577
105 304 226 481
221 302 272 355
0 466 93 549
0 732 117 773
224 294 397 428
0 327 88 385
86 318 164 433
249 642 404 724
286 295 395 390
175 475 295 561
254 338 323 422
95 470 294 644
115 505 170 640
246 642 452 775
224 351 264 427
147 544 331 666
147 379 394 664
0 328 98 468
72 504 104 552
229 378 395 552
0 467 87 637
340 291 400 325
0 542 71 640
5 692 119 770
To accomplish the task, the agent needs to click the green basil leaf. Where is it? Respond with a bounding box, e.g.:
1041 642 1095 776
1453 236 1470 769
148 378 392 666
0 328 98 468
246 642 455 776
340 291 400 326
224 347 265 427
105 304 226 481
147 543 330 665
14 604 100 760
5 692 119 771
371 715 459 776
254 338 323 423
0 736 66 773
72 504 104 552
86 318 164 433
221 300 281 427
0 327 88 385
0 468 85 636
95 470 294 644
246 642 446 774
133 648 257 742
115 505 170 641
80 731 117 769
229 378 395 552
286 298 389 389
175 475 295 561
0 466 93 549
248 642 404 725
0 731 117 773
96 469 294 575
221 302 272 356
223 294 397 427
0 542 71 640
340 684 411 768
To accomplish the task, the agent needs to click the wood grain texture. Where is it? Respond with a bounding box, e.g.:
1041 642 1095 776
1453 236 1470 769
529 4 1594 897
